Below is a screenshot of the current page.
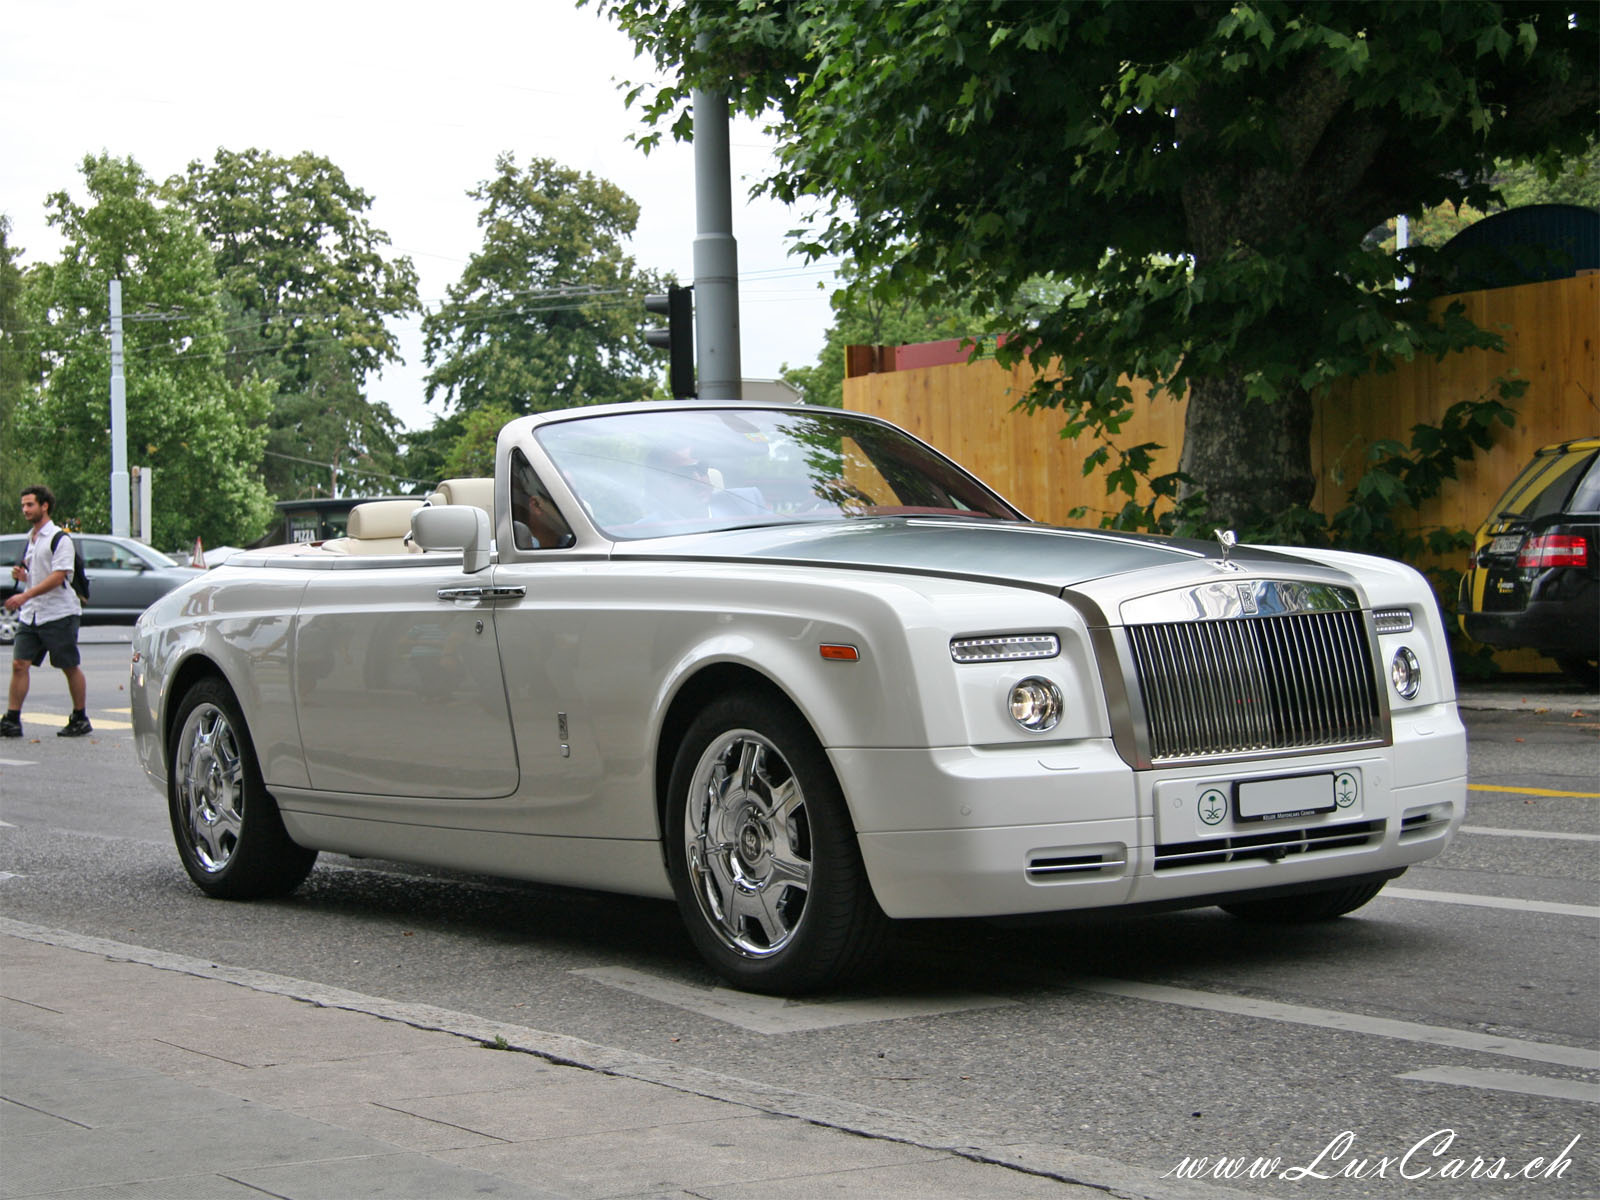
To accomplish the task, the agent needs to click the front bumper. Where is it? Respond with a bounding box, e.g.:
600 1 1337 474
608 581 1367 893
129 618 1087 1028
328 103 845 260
833 704 1465 920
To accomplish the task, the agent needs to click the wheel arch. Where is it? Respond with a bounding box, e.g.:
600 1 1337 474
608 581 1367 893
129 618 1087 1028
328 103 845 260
161 653 237 758
653 663 816 860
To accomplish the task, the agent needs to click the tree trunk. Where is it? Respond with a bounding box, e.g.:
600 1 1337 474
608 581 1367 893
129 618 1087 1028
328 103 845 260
1177 373 1315 531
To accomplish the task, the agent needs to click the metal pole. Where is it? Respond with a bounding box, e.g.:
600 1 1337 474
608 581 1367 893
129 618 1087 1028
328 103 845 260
109 279 130 537
691 79 741 399
1395 214 1411 291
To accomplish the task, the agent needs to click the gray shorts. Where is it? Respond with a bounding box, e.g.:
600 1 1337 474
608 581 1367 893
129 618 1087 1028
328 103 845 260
14 615 81 669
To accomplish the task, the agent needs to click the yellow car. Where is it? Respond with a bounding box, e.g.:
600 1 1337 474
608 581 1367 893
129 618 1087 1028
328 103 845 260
1459 437 1600 687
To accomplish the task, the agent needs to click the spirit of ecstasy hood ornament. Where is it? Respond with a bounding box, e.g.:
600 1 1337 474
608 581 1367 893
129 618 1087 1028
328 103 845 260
1214 528 1240 570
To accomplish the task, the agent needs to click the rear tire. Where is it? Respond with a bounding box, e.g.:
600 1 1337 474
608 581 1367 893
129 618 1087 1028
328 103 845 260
666 691 887 994
1220 879 1387 922
167 677 316 899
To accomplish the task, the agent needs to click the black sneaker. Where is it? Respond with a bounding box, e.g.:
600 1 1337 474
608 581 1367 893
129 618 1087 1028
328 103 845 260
0 715 20 738
56 714 93 738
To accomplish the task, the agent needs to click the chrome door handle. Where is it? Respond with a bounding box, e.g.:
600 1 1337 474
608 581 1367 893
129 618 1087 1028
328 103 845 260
437 585 526 601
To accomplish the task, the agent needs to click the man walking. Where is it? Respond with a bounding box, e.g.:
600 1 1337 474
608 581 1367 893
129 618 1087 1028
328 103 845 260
2 485 91 738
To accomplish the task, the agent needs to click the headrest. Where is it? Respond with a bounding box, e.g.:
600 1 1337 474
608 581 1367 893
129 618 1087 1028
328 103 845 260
426 477 494 513
347 499 424 539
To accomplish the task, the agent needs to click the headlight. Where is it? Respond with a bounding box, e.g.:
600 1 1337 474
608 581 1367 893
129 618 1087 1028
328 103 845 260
1390 646 1421 700
1009 677 1063 732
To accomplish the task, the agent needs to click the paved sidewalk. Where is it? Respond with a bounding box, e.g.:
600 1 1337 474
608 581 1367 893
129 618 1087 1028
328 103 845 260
1455 673 1597 714
0 927 1245 1200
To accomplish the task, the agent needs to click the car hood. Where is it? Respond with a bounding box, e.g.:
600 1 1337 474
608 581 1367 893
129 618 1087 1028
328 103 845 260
610 518 1317 592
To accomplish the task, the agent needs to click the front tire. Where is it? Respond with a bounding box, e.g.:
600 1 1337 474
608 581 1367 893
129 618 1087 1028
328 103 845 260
666 691 886 994
1220 878 1387 922
167 677 316 899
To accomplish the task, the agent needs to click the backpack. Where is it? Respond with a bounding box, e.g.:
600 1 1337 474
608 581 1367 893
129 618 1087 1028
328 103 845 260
49 530 90 603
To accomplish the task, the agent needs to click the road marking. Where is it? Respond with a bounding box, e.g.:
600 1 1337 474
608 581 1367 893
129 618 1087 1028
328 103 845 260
1074 978 1599 1070
574 965 1017 1034
1460 824 1600 843
1400 1066 1599 1104
1383 887 1599 919
1469 784 1600 799
7 712 132 732
0 760 37 768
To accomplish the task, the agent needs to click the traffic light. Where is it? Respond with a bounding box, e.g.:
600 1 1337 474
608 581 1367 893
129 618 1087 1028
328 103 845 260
644 284 695 399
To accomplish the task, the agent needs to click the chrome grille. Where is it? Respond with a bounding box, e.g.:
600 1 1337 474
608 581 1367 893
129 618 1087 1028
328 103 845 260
1128 610 1383 760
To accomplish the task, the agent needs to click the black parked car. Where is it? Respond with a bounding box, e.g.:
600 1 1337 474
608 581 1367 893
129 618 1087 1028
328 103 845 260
0 532 203 645
1459 437 1600 688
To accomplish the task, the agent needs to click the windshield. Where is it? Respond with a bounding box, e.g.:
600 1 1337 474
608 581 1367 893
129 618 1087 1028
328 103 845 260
535 407 1021 539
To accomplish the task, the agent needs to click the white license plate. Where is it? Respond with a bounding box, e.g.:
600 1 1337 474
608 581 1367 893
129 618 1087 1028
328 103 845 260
1490 534 1521 554
1236 773 1336 822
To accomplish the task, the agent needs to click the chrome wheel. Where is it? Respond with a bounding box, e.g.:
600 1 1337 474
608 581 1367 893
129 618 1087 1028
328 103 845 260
174 702 246 873
684 729 813 958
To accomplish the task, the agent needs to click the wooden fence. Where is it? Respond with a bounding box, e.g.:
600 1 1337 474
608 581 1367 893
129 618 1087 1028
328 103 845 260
843 273 1597 670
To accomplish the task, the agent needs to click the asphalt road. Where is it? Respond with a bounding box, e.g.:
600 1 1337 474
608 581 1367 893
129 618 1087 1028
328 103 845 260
2 632 1596 1198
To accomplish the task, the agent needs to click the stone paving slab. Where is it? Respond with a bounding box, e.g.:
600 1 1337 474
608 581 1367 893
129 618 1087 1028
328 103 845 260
0 928 1246 1200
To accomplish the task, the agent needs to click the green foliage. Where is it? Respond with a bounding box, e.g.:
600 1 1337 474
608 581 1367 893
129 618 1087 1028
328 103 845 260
782 263 985 407
170 149 421 499
602 0 1597 530
0 217 42 534
442 403 516 478
1371 134 1598 253
1496 132 1600 208
14 154 274 548
421 155 664 417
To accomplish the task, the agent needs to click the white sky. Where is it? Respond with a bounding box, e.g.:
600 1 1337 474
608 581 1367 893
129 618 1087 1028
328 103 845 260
0 0 840 432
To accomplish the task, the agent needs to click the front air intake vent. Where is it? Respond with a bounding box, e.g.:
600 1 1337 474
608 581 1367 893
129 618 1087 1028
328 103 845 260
1154 819 1382 871
1025 847 1128 882
1127 610 1384 761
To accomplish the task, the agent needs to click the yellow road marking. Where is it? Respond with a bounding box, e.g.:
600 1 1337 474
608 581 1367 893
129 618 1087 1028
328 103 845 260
1469 784 1600 800
15 712 133 732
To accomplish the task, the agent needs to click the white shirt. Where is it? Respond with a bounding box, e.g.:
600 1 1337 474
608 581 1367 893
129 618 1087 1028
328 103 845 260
18 519 82 625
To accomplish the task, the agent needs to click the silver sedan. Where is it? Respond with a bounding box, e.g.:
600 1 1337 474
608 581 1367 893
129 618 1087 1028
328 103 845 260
0 532 203 643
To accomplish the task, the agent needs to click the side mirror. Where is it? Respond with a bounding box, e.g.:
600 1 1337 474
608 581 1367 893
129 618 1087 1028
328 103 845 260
411 505 492 574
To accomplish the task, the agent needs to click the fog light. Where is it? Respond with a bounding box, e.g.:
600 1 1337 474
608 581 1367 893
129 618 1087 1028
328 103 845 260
1390 646 1421 700
1009 677 1063 732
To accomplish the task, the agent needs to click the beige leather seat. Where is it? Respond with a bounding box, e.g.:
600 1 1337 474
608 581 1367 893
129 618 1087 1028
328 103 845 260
425 477 494 518
319 498 424 556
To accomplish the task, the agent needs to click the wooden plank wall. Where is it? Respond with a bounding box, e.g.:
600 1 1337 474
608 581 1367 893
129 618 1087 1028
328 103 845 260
845 274 1597 531
846 361 1189 524
1314 274 1598 537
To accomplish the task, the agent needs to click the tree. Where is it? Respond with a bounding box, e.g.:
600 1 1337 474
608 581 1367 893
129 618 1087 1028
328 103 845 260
422 154 664 419
603 1 1597 534
15 154 275 547
782 263 983 407
1370 134 1599 253
0 217 43 534
1496 132 1600 207
169 149 421 498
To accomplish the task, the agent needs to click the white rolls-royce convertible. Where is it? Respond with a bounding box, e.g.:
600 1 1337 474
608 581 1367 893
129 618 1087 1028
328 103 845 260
131 402 1466 992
